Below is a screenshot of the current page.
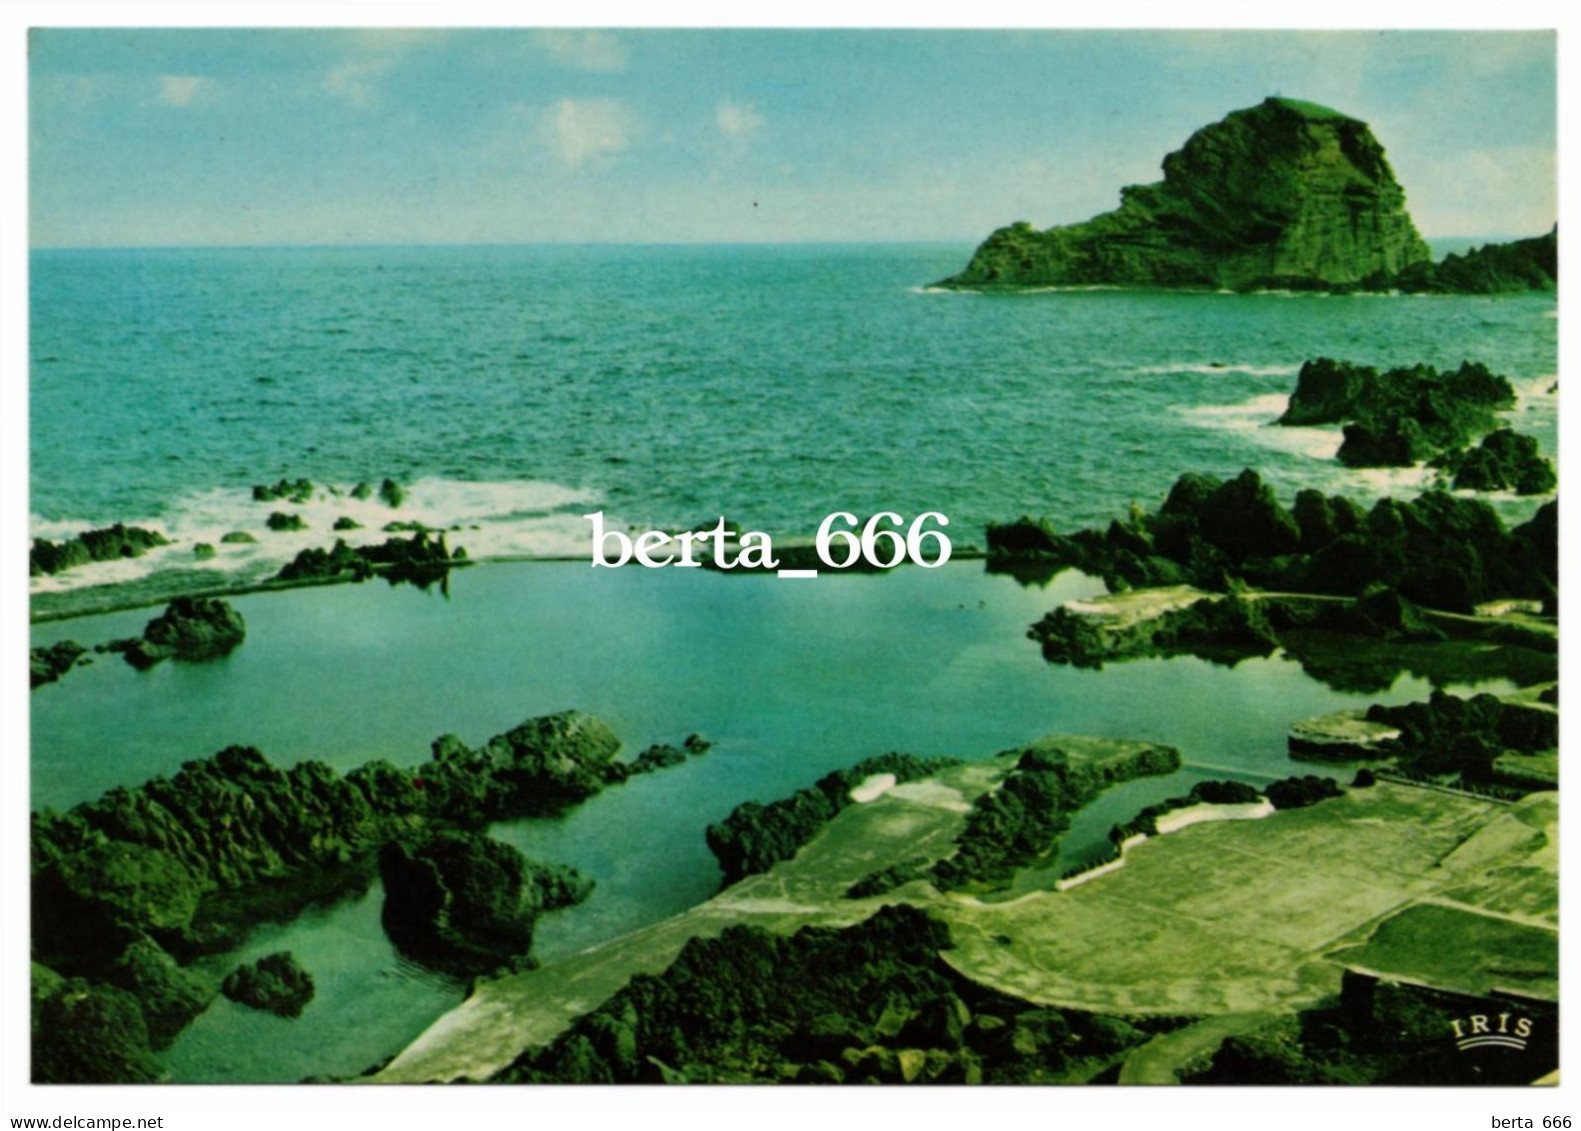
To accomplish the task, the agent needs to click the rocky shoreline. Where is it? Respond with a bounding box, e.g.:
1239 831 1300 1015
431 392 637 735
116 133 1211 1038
30 459 1559 1086
29 708 710 1082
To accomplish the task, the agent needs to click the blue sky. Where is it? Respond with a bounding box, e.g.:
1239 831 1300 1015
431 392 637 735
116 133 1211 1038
30 28 1556 247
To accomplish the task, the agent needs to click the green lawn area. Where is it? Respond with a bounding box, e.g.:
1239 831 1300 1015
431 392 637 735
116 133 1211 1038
1331 902 1557 1001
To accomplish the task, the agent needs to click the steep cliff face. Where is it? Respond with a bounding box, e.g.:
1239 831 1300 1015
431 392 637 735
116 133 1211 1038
942 98 1432 291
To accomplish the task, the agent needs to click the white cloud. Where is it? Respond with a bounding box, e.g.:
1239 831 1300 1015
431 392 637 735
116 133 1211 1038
534 30 628 73
716 98 765 142
543 98 635 168
1398 146 1556 237
323 57 395 109
156 75 213 108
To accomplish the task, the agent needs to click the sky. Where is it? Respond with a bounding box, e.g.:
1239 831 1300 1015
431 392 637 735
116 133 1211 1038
29 28 1557 247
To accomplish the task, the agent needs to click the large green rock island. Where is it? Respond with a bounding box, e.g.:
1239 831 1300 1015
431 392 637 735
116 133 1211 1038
940 97 1434 292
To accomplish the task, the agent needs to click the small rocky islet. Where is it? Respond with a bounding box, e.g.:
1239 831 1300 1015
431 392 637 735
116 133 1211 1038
937 97 1554 295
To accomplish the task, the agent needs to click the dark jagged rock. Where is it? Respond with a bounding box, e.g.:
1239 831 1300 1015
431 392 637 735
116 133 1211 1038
379 830 592 974
845 860 933 900
122 597 246 668
106 935 216 1047
630 744 689 774
273 532 458 586
1278 357 1516 469
378 477 407 508
30 523 170 577
1365 689 1557 787
266 511 308 531
221 951 315 1018
991 470 1556 616
985 516 1061 558
1030 593 1279 670
252 478 315 504
1280 358 1515 427
706 753 962 886
30 710 710 1058
31 639 86 688
1382 226 1557 294
497 904 1155 1084
33 841 205 955
929 740 1181 890
940 98 1430 292
1435 429 1556 495
1186 971 1557 1085
275 538 375 583
1264 775 1345 810
32 970 160 1083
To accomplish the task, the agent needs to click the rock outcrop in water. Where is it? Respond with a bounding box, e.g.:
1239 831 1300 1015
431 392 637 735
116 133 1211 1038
116 596 247 669
1277 357 1523 471
221 951 315 1017
30 523 170 577
31 639 88 688
989 469 1557 616
379 831 593 975
940 98 1431 291
29 706 698 1077
1384 226 1557 294
1434 429 1557 496
274 532 462 588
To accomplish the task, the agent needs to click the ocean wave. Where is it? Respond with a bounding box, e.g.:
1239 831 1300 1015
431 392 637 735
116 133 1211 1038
1175 394 1340 461
1138 362 1301 377
30 477 608 595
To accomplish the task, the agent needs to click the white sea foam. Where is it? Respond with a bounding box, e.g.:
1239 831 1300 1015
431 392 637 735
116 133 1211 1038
1511 375 1559 409
1175 394 1343 462
30 476 608 595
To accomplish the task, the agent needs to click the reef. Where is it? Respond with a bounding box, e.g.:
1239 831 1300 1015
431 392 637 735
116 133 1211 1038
989 469 1556 616
274 532 463 587
30 523 170 577
221 951 315 1018
1278 357 1518 469
31 639 88 688
252 478 316 504
1434 429 1557 496
108 596 247 669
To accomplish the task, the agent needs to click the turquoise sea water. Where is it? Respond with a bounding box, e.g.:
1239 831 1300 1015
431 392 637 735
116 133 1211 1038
28 244 1558 1081
30 244 1556 587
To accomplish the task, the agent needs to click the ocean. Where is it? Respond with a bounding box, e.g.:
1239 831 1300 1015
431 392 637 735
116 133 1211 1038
29 243 1558 1081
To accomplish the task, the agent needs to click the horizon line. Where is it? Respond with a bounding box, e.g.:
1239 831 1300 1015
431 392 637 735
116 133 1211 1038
28 232 1546 254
